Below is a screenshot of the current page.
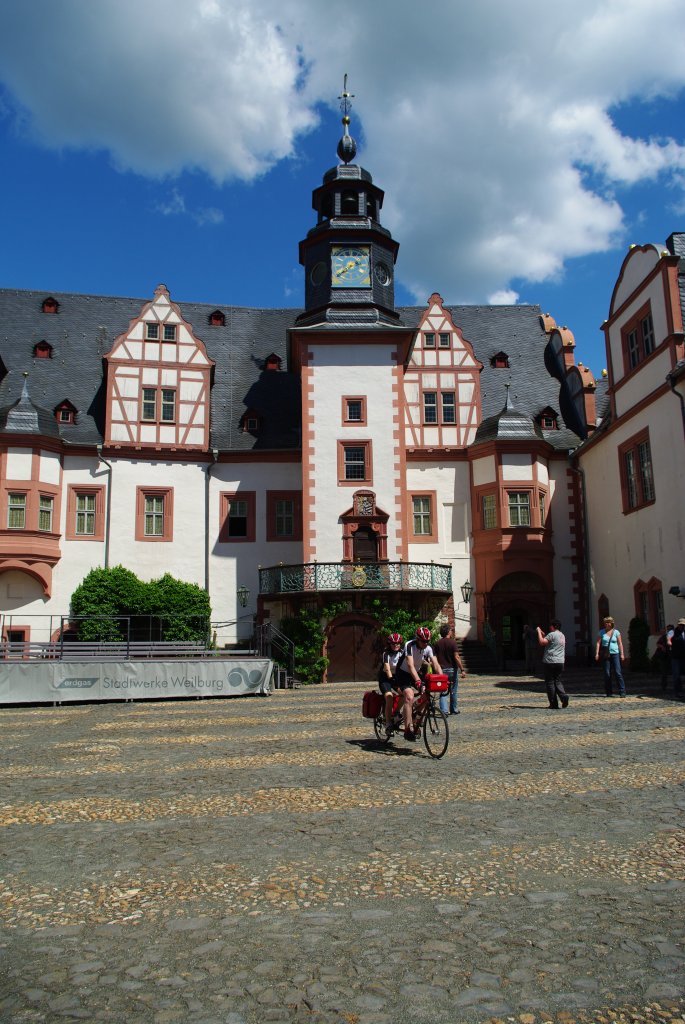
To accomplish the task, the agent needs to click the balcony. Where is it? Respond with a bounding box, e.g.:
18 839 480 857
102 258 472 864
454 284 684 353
259 561 452 596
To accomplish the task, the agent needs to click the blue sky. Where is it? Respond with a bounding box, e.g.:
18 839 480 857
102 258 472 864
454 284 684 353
1 0 685 377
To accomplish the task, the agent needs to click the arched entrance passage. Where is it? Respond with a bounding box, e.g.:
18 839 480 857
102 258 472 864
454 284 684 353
326 613 382 683
488 571 551 658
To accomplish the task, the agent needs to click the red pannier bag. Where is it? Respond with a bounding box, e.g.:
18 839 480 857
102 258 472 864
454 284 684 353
426 673 449 693
362 690 383 718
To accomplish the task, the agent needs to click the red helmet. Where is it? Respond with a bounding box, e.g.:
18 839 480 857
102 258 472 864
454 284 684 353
386 632 403 646
416 627 431 643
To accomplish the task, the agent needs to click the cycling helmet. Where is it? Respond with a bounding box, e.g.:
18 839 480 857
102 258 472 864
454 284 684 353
386 632 403 646
415 626 432 643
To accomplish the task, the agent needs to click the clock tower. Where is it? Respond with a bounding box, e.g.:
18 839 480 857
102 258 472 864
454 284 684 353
296 78 401 326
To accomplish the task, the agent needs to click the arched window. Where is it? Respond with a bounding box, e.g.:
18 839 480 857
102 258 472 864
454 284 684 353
33 341 53 359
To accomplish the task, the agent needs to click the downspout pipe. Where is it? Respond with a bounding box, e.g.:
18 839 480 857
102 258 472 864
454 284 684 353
667 363 685 441
568 454 592 662
96 444 113 570
205 449 219 593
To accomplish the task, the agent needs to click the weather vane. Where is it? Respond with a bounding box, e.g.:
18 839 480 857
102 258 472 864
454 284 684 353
337 74 357 164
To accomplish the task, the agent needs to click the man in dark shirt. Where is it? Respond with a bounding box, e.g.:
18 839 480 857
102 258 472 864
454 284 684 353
434 624 466 715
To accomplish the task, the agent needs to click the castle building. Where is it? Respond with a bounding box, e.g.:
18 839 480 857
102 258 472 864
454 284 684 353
1 98 682 681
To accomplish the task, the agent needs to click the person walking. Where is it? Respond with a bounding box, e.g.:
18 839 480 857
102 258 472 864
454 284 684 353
523 623 538 675
536 618 568 709
670 619 685 698
594 616 627 697
433 623 466 715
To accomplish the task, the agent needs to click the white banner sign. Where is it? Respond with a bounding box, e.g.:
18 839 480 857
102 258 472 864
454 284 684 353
0 659 273 705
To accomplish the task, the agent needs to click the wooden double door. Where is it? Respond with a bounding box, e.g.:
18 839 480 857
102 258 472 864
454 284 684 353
327 618 381 682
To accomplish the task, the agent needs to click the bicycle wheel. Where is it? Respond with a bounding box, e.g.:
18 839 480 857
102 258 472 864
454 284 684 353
422 705 449 759
374 709 390 743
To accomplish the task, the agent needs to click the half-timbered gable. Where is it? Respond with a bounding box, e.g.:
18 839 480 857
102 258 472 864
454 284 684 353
104 284 214 450
403 294 482 450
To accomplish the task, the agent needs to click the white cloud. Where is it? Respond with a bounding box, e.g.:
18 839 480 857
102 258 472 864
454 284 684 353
155 188 223 226
1 0 685 302
488 290 520 306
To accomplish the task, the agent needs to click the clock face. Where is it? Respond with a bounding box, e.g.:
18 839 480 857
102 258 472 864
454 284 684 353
374 262 391 286
331 246 371 288
310 261 327 287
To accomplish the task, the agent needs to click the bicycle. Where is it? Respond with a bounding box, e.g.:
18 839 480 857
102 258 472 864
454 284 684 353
373 673 450 759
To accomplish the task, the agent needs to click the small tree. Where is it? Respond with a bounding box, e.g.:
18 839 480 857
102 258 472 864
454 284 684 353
628 616 650 672
70 566 145 640
145 574 211 642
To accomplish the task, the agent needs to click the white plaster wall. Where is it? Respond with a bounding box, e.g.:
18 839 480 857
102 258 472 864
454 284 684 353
608 272 669 390
614 349 672 419
612 247 660 312
209 461 302 645
501 453 533 481
547 460 578 650
307 345 399 561
5 448 32 480
472 455 496 487
406 462 473 639
580 394 685 640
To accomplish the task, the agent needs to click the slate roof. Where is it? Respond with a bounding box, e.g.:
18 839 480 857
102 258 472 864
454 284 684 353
0 288 583 454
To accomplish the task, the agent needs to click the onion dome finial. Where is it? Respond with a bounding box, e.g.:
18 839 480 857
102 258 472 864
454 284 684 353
337 73 357 164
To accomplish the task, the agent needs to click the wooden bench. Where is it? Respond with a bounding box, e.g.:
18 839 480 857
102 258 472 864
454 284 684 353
26 641 211 661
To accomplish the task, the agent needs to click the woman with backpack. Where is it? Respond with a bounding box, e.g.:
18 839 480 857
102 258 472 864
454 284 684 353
594 616 627 697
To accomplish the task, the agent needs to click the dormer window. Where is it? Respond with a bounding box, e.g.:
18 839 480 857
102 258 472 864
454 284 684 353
209 310 225 326
33 341 53 359
42 297 59 314
241 410 260 433
55 400 76 425
491 352 509 368
536 407 559 430
265 354 281 372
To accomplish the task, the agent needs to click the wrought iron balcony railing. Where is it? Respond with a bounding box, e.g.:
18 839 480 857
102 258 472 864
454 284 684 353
259 561 452 595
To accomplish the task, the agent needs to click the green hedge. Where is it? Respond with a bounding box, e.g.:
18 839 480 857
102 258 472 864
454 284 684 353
70 567 211 643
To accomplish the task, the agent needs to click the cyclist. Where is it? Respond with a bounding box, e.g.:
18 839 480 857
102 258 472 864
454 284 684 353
396 627 441 741
378 632 404 735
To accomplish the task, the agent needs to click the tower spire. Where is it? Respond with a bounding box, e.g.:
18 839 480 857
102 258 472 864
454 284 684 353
337 73 357 164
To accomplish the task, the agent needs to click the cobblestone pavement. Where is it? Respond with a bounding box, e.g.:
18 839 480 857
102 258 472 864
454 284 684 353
1 670 684 1024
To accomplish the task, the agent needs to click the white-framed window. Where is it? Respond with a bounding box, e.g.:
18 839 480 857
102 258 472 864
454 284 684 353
508 491 531 527
346 399 363 422
7 493 26 529
441 392 456 423
142 387 156 421
439 332 450 348
227 498 249 537
75 493 96 536
423 392 438 423
344 446 367 480
163 324 177 342
539 492 547 526
412 496 432 535
144 495 165 537
424 332 435 348
38 495 54 532
161 389 176 423
146 323 159 340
